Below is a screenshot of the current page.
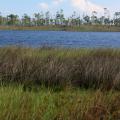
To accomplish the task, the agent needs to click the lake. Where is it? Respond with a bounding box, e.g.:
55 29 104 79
0 30 120 48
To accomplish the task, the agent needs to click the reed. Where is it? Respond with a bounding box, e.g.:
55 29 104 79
0 47 120 91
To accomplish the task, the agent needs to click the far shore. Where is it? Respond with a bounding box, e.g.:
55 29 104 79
0 25 120 32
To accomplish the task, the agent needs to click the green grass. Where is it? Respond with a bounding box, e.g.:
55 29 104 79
0 86 120 120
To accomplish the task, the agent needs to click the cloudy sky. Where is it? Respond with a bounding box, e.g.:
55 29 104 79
0 0 120 17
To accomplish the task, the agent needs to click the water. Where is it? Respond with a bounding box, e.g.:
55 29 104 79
0 30 120 48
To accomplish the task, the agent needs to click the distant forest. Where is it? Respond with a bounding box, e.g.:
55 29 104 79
0 9 120 27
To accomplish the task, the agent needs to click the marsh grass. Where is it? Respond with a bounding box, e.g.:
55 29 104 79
0 25 120 32
0 47 120 91
0 47 120 120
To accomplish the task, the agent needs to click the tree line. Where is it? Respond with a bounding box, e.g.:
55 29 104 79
0 9 120 27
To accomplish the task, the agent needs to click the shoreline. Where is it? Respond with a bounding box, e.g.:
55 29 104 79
0 25 120 32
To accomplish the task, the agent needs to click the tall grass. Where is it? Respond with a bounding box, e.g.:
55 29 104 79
0 47 120 120
0 47 120 91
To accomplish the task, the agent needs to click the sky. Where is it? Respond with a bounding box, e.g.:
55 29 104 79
0 0 120 17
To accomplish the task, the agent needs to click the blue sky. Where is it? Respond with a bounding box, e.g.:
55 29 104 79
0 0 120 17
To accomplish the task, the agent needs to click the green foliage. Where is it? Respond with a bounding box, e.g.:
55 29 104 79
7 14 19 25
22 14 31 26
0 10 120 27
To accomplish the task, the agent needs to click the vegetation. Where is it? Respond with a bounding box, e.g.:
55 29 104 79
0 25 120 32
0 9 120 31
0 47 120 120
0 86 120 120
0 47 120 91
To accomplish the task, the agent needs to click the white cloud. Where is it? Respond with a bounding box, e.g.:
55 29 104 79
38 2 49 10
71 0 104 13
37 0 105 15
52 0 63 5
38 0 63 11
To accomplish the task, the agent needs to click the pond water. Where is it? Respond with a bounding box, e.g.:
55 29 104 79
0 30 120 48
